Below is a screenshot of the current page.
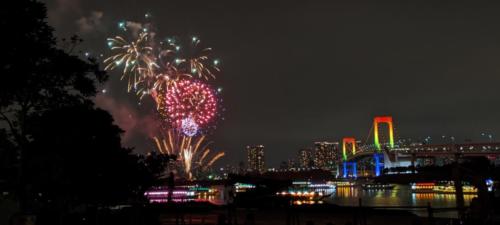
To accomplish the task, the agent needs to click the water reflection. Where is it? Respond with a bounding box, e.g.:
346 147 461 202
147 183 476 218
327 185 477 218
411 192 476 205
335 186 357 198
330 185 476 208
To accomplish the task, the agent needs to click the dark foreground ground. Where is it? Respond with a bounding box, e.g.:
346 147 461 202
96 203 463 225
1 195 477 225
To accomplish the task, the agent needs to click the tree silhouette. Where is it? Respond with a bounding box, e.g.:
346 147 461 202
0 0 106 155
26 106 152 203
0 1 164 223
23 106 161 224
0 0 106 204
142 151 178 181
0 129 16 187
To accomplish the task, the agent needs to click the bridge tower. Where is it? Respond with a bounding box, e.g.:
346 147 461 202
373 116 395 176
342 137 358 178
342 137 356 161
373 116 395 151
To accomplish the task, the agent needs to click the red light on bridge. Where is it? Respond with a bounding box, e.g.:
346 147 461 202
342 137 356 161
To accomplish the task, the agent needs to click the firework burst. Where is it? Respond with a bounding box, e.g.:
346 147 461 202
166 36 220 81
155 79 218 136
104 32 157 92
105 19 226 179
154 130 225 180
104 22 221 98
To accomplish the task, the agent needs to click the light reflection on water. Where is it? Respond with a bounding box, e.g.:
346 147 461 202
201 185 476 218
328 185 476 218
330 185 475 207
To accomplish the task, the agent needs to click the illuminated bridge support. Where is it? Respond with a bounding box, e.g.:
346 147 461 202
373 116 395 151
342 161 358 178
373 153 383 176
343 162 347 178
342 137 356 161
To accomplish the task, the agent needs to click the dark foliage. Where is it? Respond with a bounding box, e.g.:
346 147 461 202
0 0 106 150
25 106 155 207
0 1 165 222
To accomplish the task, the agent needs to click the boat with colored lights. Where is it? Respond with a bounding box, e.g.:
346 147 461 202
361 183 395 190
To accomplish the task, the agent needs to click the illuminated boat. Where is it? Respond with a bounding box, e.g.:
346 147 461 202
144 185 219 203
330 181 356 187
234 182 256 193
411 182 436 193
144 187 195 203
433 182 477 194
361 183 395 190
411 182 478 194
276 181 335 202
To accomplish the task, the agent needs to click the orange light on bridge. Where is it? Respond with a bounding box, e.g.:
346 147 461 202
374 116 395 151
342 137 357 161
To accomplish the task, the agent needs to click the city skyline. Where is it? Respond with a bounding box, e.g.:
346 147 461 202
228 138 500 174
223 116 497 168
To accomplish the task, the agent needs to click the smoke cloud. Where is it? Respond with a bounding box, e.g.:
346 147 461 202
94 94 159 146
76 11 104 34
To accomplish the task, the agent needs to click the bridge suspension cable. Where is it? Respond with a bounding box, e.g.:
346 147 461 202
363 123 374 146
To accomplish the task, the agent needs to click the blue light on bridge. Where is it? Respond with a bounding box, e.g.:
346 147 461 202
342 162 358 178
343 162 347 178
374 153 381 177
352 162 357 178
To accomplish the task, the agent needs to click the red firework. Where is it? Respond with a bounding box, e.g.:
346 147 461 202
160 79 217 129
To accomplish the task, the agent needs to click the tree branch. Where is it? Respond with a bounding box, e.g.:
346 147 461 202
0 110 22 146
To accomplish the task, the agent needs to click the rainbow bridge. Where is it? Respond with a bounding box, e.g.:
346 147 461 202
339 116 500 178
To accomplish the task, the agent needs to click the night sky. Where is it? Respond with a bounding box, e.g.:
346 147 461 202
44 0 500 166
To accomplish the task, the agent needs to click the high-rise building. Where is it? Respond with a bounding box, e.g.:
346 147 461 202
298 148 314 168
314 141 339 170
247 145 265 173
